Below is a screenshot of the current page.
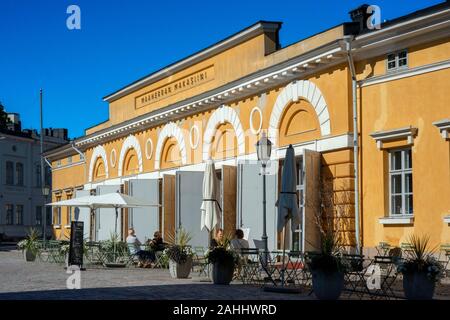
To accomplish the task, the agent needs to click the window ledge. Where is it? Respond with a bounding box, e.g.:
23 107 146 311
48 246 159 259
370 126 418 149
64 225 71 229
444 216 450 224
379 216 414 225
54 225 61 229
433 119 450 140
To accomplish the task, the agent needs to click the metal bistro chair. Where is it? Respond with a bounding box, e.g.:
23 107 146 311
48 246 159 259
125 243 141 267
193 246 209 277
342 254 372 299
240 248 262 285
439 244 450 277
400 242 415 259
371 253 401 300
284 251 308 287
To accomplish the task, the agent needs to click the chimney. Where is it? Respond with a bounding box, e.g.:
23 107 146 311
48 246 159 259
7 113 22 132
349 4 370 33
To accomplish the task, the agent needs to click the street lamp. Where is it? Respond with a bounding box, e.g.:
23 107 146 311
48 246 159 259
42 185 50 247
256 131 272 266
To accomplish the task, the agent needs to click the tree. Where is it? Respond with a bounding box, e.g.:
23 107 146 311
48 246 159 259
0 101 10 130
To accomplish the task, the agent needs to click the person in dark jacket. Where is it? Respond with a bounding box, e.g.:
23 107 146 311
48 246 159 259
210 228 224 248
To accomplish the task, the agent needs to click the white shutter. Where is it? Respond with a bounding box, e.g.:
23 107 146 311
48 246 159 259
96 185 121 241
129 179 160 243
237 161 277 251
74 190 91 241
175 171 208 248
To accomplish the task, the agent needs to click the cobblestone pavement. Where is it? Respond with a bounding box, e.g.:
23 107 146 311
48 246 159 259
0 248 449 300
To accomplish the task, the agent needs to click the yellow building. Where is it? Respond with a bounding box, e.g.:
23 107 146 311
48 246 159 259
44 2 450 254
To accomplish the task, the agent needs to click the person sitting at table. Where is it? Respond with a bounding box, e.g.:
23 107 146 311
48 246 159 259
210 228 224 248
231 229 250 266
148 231 165 252
230 229 249 251
126 228 152 267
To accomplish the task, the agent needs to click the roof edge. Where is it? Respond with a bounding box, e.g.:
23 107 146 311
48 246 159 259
102 21 282 102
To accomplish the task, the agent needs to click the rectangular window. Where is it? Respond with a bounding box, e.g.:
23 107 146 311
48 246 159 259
35 206 43 225
16 205 24 225
6 161 14 185
389 149 413 216
46 206 52 226
5 204 14 225
16 162 24 186
66 195 72 224
54 206 61 225
386 49 408 72
67 156 72 165
36 165 42 187
56 160 61 167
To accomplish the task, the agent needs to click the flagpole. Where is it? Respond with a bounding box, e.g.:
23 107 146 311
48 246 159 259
40 89 47 249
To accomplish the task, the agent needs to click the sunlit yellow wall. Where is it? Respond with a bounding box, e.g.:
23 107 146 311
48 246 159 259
49 23 450 249
359 39 450 249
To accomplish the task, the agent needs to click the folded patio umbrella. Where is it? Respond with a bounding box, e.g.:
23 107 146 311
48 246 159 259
200 159 222 232
276 145 300 233
274 145 301 290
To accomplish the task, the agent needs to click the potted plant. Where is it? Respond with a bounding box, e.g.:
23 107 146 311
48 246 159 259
165 228 193 279
102 232 128 267
397 234 444 300
206 238 237 285
306 231 347 300
17 228 40 262
305 178 350 300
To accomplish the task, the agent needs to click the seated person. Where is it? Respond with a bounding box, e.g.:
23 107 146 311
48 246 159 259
210 228 224 248
126 228 152 267
231 229 250 265
148 231 166 252
230 229 249 251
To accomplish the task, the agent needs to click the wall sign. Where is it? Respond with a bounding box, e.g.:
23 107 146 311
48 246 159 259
135 65 215 109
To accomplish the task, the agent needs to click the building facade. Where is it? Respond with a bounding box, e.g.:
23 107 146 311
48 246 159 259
0 113 69 240
45 2 450 254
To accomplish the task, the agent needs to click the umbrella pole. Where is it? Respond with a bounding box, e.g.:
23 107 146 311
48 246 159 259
114 207 118 263
281 221 288 288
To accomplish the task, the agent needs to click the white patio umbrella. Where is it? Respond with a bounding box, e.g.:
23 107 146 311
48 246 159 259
47 192 159 262
274 144 301 291
200 159 222 232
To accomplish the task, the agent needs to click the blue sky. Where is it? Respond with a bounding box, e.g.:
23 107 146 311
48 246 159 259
0 0 442 139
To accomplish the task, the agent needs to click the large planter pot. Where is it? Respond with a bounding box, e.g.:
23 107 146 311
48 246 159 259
212 260 235 285
312 270 344 300
169 256 193 279
403 272 436 300
23 249 36 262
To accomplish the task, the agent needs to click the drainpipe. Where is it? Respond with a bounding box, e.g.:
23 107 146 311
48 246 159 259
343 35 361 254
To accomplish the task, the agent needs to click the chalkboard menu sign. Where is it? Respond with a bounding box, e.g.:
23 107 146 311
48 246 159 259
68 221 84 268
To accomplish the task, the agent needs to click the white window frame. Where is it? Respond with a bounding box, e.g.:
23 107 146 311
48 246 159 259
386 49 408 72
388 148 413 216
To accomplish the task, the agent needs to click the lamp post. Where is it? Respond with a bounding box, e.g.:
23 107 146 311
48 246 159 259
256 131 272 266
42 185 50 248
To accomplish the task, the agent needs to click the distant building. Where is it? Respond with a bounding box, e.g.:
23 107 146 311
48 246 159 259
0 112 69 240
